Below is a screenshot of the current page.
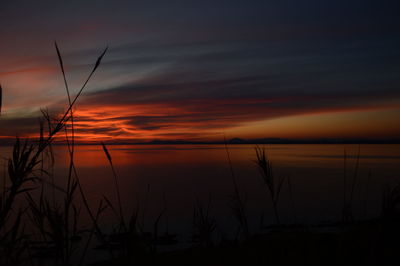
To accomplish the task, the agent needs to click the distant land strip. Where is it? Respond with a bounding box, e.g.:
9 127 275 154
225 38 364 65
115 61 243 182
1 138 400 145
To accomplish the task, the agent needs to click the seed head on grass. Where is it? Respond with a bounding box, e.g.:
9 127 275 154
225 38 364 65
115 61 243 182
254 146 284 225
101 142 125 231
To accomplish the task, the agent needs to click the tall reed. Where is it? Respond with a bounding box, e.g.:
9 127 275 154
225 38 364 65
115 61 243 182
0 43 108 265
101 142 126 231
342 146 361 223
254 146 284 225
224 137 249 239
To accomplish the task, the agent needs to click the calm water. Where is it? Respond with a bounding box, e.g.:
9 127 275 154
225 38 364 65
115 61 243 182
2 144 400 234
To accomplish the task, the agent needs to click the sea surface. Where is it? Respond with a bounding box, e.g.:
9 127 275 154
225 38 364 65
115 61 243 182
1 144 400 235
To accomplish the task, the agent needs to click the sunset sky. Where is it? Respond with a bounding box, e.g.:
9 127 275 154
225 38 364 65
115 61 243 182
1 0 400 142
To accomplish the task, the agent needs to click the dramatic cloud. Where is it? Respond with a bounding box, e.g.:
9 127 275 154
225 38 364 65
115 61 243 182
1 0 400 142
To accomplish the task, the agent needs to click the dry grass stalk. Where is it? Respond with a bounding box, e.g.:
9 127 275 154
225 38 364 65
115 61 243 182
254 146 284 225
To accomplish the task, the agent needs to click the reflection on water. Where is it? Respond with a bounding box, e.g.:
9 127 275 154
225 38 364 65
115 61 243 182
1 144 400 233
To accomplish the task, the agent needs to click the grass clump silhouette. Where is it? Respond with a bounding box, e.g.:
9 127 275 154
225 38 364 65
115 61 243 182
0 43 107 266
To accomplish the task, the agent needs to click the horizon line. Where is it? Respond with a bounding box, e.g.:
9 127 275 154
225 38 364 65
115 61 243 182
1 137 399 146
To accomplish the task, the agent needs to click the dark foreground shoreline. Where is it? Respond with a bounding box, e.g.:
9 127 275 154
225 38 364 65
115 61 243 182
91 218 400 266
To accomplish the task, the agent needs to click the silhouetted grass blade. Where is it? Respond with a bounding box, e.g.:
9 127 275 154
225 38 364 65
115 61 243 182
101 142 112 163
